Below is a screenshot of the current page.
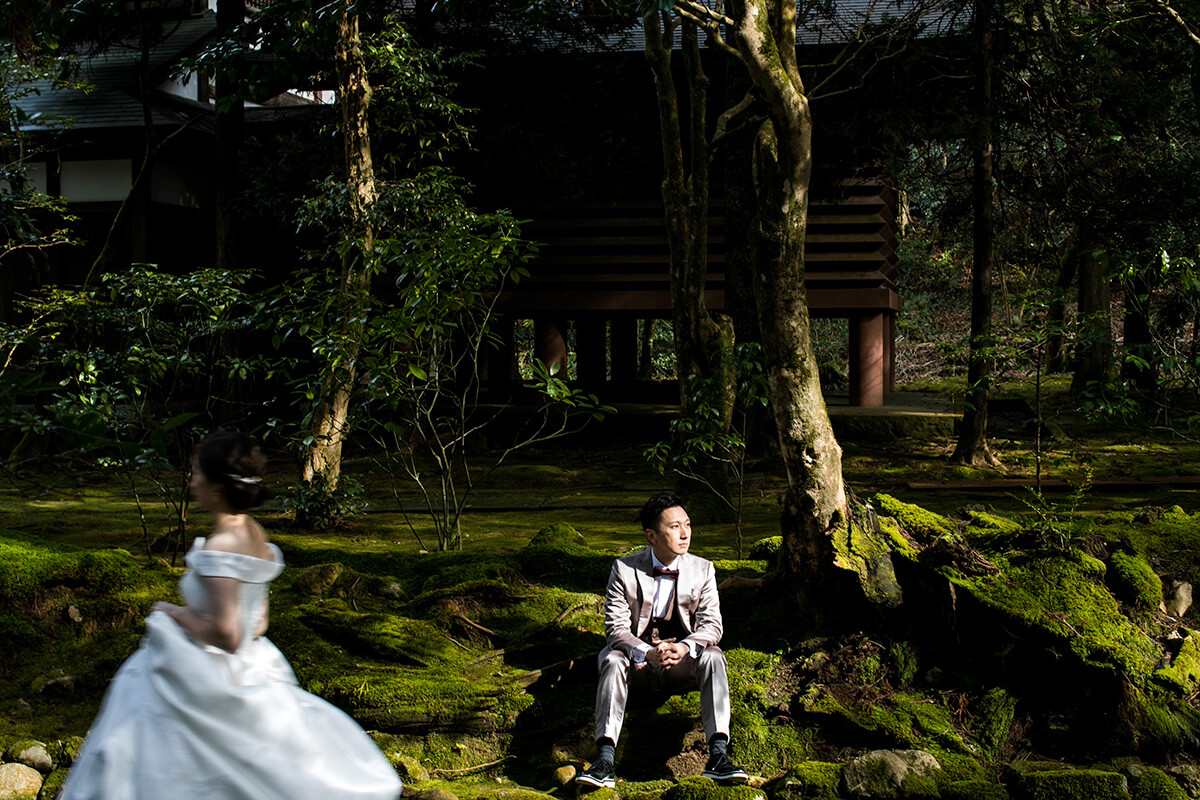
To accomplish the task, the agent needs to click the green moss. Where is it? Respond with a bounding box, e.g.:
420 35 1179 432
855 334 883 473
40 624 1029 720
768 762 842 799
975 688 1017 760
39 768 68 799
943 548 1160 682
1152 632 1200 696
1107 553 1164 609
1015 768 1130 800
527 522 587 548
1124 766 1187 800
661 776 765 800
724 649 812 774
749 537 782 562
964 511 1023 535
888 642 920 687
830 512 903 608
873 494 956 543
801 688 982 781
943 779 1009 800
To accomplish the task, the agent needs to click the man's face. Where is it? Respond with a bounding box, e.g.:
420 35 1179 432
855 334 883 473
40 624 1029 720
646 505 691 564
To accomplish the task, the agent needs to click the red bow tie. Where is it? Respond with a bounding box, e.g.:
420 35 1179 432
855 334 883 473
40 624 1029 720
654 566 679 578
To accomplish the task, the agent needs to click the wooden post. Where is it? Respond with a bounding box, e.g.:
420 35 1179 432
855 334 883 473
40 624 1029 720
849 312 885 407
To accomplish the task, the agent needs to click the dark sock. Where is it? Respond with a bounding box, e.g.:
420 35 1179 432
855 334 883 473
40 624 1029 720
597 738 616 763
709 734 728 757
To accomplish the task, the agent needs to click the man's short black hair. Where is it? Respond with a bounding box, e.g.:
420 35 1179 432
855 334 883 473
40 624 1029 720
640 493 687 531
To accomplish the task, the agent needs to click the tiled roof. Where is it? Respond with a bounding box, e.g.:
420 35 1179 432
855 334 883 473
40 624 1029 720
16 15 217 131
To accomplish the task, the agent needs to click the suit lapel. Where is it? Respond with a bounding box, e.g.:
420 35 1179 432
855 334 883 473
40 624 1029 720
633 547 657 632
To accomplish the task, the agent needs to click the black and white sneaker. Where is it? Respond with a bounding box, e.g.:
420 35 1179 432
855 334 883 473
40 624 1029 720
575 757 616 789
702 752 748 783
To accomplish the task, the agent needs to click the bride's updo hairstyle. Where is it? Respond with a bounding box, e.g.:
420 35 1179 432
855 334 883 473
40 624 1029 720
195 430 270 511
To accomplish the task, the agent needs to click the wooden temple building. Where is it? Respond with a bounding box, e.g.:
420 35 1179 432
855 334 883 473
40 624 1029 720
12 4 908 408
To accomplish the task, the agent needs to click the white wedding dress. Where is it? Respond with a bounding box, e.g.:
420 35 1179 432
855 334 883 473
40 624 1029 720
60 538 402 800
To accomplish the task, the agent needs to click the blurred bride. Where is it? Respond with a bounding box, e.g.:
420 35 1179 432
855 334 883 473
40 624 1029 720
60 430 402 800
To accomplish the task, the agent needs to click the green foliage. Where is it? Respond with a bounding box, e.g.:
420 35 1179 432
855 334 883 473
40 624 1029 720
645 343 769 557
282 473 367 531
2 265 263 554
1014 466 1095 552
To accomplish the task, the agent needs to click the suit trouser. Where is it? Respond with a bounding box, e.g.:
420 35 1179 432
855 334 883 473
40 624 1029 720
594 645 730 744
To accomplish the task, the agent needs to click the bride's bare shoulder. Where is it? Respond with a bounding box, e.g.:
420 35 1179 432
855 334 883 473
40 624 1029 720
204 519 271 560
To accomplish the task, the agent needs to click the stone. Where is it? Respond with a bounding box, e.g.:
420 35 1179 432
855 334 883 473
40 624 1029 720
553 765 576 787
31 670 74 696
4 742 52 774
841 750 941 798
0 762 43 800
395 755 429 785
66 605 82 623
1166 765 1200 798
1165 581 1193 618
293 563 345 597
412 790 458 800
1016 769 1129 800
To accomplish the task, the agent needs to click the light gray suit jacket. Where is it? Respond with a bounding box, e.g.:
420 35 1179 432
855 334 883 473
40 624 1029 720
602 546 723 657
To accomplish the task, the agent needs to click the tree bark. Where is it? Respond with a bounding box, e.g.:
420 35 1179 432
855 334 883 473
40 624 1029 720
952 0 997 467
1070 242 1113 394
1120 269 1155 397
1045 239 1081 373
644 12 736 518
300 2 375 490
731 0 849 617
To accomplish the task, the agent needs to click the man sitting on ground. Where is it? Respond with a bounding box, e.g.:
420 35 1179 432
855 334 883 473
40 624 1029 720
577 493 749 788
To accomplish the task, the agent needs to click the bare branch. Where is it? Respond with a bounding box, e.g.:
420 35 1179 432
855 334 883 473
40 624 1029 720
1152 0 1200 46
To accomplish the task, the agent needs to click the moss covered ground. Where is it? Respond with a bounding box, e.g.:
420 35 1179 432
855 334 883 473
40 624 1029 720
4 379 1200 798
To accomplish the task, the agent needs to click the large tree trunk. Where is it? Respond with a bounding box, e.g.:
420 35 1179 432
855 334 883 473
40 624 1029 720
952 0 997 467
645 12 736 518
732 0 849 619
1045 239 1081 373
1120 269 1155 397
1070 242 1113 394
300 3 375 490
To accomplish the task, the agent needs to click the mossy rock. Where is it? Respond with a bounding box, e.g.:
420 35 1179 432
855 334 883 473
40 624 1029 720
841 749 941 798
292 562 345 598
963 511 1023 536
724 649 812 775
767 762 842 799
748 537 782 564
975 688 1017 760
1122 765 1187 800
37 768 67 800
943 780 1009 800
830 510 903 608
621 779 675 800
49 737 83 768
1014 768 1129 800
1151 632 1200 696
872 494 956 543
527 523 587 548
1107 553 1164 610
661 776 766 800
